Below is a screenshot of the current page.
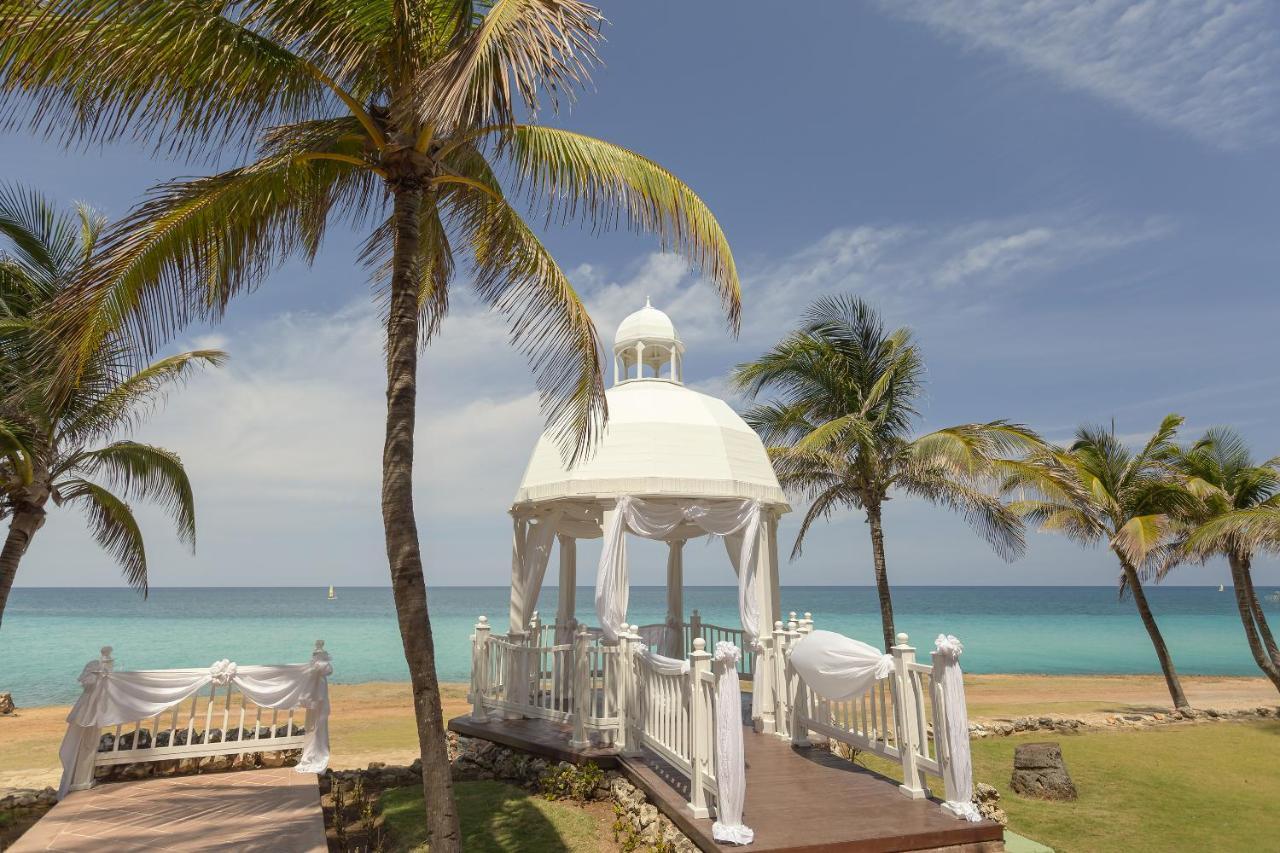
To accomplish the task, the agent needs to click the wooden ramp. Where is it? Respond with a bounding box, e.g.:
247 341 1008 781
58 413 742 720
10 768 327 852
450 715 1003 853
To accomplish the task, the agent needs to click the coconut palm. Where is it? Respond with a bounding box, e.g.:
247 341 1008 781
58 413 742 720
0 184 222 624
733 295 1035 650
1006 415 1196 710
0 3 739 845
1165 429 1280 691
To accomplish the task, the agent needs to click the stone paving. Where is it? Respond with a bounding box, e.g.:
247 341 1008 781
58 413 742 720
8 768 326 852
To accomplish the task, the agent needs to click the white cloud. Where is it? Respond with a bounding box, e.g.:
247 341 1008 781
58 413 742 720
880 0 1280 150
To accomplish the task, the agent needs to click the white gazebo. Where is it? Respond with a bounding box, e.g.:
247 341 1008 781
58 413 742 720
506 299 792 731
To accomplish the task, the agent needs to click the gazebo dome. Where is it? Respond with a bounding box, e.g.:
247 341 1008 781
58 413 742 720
514 302 787 508
615 298 679 347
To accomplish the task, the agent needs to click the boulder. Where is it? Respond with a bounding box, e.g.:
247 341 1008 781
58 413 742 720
1011 742 1077 800
0 692 14 715
972 782 1008 826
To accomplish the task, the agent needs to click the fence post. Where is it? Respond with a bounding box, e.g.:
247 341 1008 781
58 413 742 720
892 633 928 799
687 638 712 819
613 627 631 753
570 623 591 749
689 609 702 646
620 626 642 756
772 620 790 740
503 626 528 720
786 619 810 747
471 617 491 722
800 612 813 634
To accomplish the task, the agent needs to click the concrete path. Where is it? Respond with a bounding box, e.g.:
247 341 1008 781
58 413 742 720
9 768 326 852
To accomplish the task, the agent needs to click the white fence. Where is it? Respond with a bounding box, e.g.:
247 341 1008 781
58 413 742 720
470 615 724 818
776 617 968 809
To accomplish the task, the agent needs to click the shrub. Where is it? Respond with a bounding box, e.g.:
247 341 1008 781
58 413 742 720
538 760 604 802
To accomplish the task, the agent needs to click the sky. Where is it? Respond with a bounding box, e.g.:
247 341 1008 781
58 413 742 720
5 0 1280 590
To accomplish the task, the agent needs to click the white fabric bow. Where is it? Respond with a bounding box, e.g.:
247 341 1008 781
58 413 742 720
713 641 741 665
934 634 963 660
209 659 238 685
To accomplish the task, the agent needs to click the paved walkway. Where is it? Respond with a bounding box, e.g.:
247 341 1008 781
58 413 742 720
10 768 327 852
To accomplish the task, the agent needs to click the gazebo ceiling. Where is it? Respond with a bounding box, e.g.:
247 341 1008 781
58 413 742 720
513 378 789 509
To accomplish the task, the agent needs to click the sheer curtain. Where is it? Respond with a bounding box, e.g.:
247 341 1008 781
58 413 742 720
710 642 753 845
596 495 761 643
933 635 981 821
58 650 333 798
509 509 563 634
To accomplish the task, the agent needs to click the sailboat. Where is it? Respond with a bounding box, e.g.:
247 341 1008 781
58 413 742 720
1218 584 1225 592
328 585 336 601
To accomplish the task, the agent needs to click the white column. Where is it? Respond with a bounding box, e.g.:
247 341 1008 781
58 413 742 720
612 352 619 385
668 346 677 381
556 535 577 644
509 514 529 635
665 539 685 657
753 509 780 733
634 341 644 378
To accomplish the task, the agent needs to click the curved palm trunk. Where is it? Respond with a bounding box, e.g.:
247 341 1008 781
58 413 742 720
1237 557 1280 668
1228 553 1280 692
1119 557 1189 710
866 503 896 651
0 507 45 626
381 183 462 852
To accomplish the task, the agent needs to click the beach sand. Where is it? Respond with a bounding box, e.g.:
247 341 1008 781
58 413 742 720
2 675 1274 790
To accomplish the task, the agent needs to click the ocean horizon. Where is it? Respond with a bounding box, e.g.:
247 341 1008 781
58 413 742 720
3 584 1277 705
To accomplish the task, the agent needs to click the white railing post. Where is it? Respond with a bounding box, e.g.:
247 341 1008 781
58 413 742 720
570 623 591 749
930 648 962 813
892 633 928 799
503 627 528 720
471 616 491 721
615 627 633 753
800 612 813 634
786 619 810 746
687 638 711 819
772 620 790 740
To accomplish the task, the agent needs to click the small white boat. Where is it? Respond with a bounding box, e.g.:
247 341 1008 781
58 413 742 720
327 585 336 601
1218 584 1225 592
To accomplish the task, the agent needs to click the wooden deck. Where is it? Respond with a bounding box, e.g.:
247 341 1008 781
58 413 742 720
449 715 1003 853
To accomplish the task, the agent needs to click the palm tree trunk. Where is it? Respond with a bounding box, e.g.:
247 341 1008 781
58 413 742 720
1119 558 1190 710
1228 553 1280 692
1238 556 1280 668
866 503 896 651
381 182 461 852
0 506 45 627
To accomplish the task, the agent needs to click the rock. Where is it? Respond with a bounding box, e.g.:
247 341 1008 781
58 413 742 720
1011 742 1077 800
0 692 14 715
972 782 1008 826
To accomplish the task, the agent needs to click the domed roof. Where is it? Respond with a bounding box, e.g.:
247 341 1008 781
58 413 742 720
513 381 788 508
614 298 680 347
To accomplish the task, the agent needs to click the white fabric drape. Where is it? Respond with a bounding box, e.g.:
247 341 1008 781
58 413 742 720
788 630 894 702
58 651 333 799
633 645 690 676
933 635 981 822
710 642 752 845
510 510 562 634
595 496 761 643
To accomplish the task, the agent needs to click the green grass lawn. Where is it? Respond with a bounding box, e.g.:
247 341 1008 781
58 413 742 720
379 781 614 852
861 720 1280 853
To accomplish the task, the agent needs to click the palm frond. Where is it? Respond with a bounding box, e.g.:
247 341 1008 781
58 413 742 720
59 477 148 594
410 0 603 132
504 125 740 329
61 350 225 442
445 178 604 463
67 441 195 547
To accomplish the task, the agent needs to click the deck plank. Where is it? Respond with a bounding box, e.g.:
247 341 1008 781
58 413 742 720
449 715 1003 852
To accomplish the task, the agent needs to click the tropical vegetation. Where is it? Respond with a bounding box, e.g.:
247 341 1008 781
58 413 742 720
1166 428 1280 691
1005 416 1197 710
732 295 1039 650
0 2 740 846
0 184 222 624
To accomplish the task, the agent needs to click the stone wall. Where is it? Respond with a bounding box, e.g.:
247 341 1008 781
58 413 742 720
969 704 1278 738
0 787 56 813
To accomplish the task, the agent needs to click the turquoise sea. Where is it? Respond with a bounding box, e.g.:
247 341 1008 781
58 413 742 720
2 585 1277 705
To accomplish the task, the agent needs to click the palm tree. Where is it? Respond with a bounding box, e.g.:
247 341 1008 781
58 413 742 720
1166 428 1280 691
0 184 222 624
732 295 1034 650
1007 415 1196 710
0 3 739 845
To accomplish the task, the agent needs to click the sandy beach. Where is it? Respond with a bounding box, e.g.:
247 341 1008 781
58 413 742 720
2 674 1274 792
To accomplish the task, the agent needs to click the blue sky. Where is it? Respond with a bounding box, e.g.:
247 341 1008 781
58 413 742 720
6 0 1280 590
